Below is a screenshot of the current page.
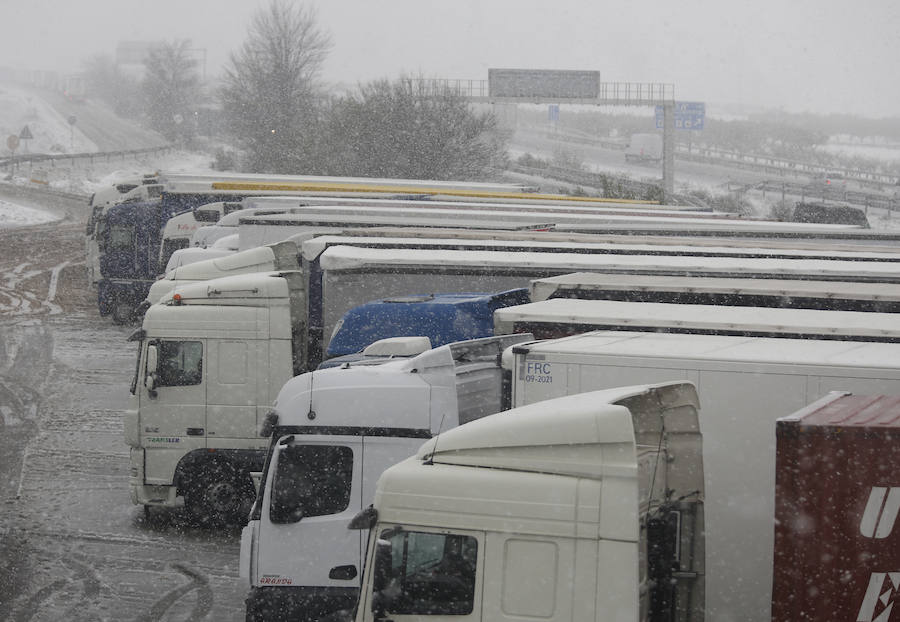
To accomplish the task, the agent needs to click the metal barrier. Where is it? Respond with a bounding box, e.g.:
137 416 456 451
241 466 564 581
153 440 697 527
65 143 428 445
0 145 173 172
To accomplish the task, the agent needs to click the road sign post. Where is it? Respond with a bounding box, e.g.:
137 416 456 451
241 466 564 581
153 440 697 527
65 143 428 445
19 125 33 154
68 115 77 152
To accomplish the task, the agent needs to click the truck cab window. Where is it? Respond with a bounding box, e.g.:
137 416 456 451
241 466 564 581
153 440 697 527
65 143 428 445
107 225 134 251
155 341 203 387
378 530 477 615
270 445 353 522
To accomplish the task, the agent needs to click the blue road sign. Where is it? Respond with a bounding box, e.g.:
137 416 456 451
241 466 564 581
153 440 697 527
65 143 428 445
655 101 705 130
548 104 560 122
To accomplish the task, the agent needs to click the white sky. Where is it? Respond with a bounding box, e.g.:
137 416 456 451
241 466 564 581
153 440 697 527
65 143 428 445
1 0 897 117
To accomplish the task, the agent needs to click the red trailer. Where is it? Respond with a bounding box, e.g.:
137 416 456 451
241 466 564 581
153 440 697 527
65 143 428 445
773 392 900 622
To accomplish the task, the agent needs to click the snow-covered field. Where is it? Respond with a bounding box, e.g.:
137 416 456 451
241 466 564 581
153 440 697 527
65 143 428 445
0 197 57 226
0 83 97 154
0 80 214 228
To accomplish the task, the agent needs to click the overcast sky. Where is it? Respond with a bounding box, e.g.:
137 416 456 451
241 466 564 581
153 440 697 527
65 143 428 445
1 0 897 118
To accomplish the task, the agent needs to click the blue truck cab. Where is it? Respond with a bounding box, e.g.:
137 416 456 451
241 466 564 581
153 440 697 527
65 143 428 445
319 289 531 368
96 192 251 324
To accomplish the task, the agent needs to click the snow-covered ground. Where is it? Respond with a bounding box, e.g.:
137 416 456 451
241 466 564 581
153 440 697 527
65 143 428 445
0 197 57 226
0 80 214 228
0 149 216 227
0 83 97 154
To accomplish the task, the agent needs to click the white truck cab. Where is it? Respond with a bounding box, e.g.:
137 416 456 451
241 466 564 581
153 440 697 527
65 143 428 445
348 382 705 622
125 270 308 523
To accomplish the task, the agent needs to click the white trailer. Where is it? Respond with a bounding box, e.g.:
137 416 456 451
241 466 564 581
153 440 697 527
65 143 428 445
313 240 900 355
492 297 900 340
149 223 900 309
506 331 900 622
529 271 900 312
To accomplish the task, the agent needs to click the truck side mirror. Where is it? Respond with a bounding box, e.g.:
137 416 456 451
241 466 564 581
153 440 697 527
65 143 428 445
145 345 158 397
146 344 158 374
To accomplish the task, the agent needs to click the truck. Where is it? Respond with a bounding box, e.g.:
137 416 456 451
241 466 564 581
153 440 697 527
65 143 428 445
772 391 900 621
504 330 900 621
126 277 530 522
240 333 558 621
492 297 900 340
158 201 244 266
95 181 262 323
243 329 900 622
147 221 900 312
345 381 703 622
529 271 900 312
235 200 872 251
85 174 162 287
142 204 557 311
179 192 686 252
346 387 900 622
141 228 900 373
312 237 900 354
321 289 530 367
93 173 537 323
625 133 663 163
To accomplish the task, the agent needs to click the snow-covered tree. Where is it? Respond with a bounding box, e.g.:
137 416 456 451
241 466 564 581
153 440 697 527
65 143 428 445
318 77 509 180
142 40 201 142
220 1 331 173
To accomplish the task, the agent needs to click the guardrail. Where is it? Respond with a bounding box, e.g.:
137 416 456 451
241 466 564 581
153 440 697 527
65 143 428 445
0 145 174 172
509 163 663 200
531 125 900 187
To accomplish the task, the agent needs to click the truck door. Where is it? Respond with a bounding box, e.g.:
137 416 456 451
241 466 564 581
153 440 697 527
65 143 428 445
205 339 263 444
140 338 207 486
255 436 364 589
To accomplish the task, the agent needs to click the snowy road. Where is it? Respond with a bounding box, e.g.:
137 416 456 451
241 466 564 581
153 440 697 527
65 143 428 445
0 187 246 621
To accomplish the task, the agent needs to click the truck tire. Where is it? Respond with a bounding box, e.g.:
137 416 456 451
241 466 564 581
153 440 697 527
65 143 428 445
183 461 253 527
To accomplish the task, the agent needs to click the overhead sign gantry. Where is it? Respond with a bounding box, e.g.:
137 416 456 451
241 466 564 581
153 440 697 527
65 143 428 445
423 69 680 201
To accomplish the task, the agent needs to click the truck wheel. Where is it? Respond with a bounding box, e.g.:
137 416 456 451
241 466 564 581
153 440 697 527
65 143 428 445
112 302 135 325
184 461 253 527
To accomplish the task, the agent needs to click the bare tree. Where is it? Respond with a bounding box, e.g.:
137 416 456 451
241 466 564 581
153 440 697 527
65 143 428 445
220 1 331 173
142 40 201 142
319 77 509 180
82 54 142 118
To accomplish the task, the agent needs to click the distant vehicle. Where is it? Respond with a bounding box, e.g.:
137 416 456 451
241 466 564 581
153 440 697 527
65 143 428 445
624 133 663 163
810 172 847 188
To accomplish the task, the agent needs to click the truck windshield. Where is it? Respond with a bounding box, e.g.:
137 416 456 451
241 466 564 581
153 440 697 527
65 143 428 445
377 529 477 615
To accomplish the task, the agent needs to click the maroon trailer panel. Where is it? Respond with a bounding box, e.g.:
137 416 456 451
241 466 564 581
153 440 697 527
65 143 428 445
772 392 900 622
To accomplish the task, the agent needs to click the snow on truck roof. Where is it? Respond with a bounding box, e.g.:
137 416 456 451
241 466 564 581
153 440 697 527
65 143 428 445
239 193 707 214
530 272 900 302
493 298 900 340
315 245 900 282
513 331 900 371
156 172 537 194
300 232 900 263
235 204 712 229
